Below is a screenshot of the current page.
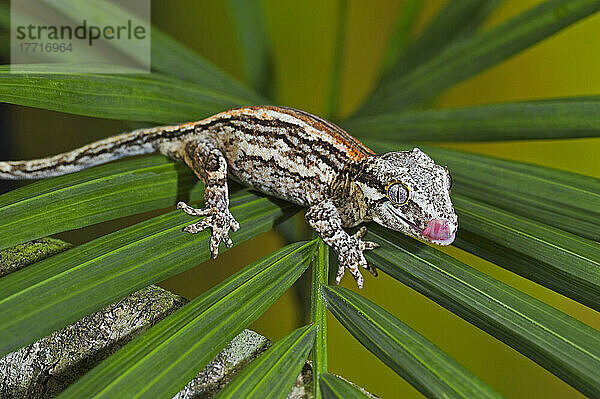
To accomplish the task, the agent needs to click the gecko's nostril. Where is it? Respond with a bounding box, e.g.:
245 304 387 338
422 219 451 240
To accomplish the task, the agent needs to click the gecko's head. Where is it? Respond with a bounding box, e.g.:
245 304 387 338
355 148 457 245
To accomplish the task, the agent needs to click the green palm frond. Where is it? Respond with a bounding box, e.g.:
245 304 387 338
345 97 600 141
0 1 598 398
0 65 254 123
319 373 370 399
366 226 600 397
356 0 600 115
0 189 297 356
60 241 315 398
216 324 316 399
324 286 501 398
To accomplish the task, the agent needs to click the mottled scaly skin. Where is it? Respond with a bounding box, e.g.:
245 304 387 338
0 106 458 287
201 107 373 205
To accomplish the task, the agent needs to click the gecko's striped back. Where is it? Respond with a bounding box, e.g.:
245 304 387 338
202 106 374 165
196 106 375 205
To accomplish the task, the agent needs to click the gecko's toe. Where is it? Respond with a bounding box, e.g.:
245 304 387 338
177 201 196 214
365 263 378 277
354 226 368 239
178 201 213 217
223 234 233 248
180 207 238 257
183 223 203 234
335 264 345 285
209 236 220 258
350 269 364 289
362 241 379 251
335 251 369 288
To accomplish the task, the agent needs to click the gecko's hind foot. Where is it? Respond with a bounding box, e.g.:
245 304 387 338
178 201 240 258
334 227 380 289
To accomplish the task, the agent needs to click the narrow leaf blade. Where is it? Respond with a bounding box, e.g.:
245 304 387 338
9 0 262 101
310 238 330 399
0 156 202 251
453 194 600 310
366 140 600 309
228 0 273 97
366 226 600 397
59 241 316 399
379 0 423 75
216 324 316 399
326 0 349 120
320 373 369 399
0 189 298 356
346 97 600 141
357 0 600 115
324 286 500 399
0 65 253 124
424 145 600 241
379 0 501 85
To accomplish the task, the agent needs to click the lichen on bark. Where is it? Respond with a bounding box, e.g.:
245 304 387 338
0 237 72 277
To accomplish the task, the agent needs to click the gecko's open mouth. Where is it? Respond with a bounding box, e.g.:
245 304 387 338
388 205 455 245
426 231 456 245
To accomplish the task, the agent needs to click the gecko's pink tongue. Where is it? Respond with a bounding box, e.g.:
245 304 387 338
422 219 451 241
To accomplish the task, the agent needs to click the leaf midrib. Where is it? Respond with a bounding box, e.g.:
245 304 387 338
0 196 274 314
371 232 600 363
329 288 474 397
455 200 600 267
245 326 314 397
97 241 312 397
0 162 181 211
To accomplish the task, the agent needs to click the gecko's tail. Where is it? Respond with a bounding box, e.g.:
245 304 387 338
0 123 194 180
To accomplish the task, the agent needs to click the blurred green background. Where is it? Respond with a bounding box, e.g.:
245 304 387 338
2 1 599 397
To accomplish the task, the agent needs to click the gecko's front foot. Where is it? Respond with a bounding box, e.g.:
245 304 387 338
177 201 240 258
335 227 379 289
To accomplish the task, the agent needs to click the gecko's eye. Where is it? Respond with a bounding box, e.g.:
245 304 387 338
448 174 453 190
386 181 410 206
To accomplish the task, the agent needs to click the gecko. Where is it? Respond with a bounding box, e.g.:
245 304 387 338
0 106 457 288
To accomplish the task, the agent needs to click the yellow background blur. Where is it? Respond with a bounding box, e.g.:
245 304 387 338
5 1 599 398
